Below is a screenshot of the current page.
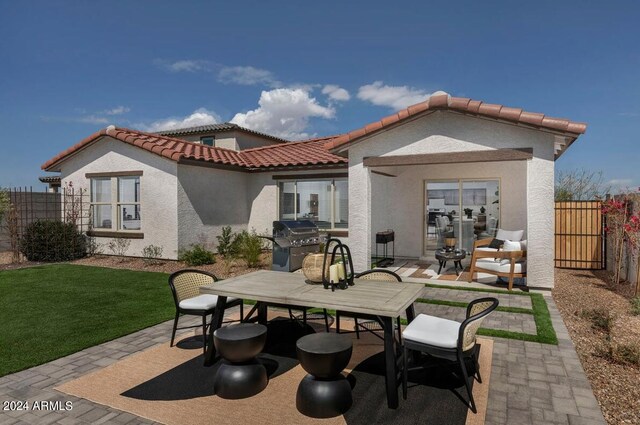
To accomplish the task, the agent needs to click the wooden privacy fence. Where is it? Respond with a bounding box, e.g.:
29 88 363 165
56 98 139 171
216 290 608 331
554 201 606 269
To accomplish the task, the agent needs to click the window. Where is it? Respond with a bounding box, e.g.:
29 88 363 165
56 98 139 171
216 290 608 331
90 176 141 232
278 179 348 229
200 136 214 146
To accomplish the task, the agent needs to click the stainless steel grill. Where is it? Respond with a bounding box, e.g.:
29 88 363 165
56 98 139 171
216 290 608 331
271 220 322 272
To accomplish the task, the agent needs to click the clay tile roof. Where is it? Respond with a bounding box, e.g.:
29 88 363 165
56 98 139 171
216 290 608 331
240 135 347 169
41 127 346 172
324 93 587 151
156 122 288 143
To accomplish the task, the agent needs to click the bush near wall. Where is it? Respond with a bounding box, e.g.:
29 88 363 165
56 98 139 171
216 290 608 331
179 244 216 266
20 220 87 262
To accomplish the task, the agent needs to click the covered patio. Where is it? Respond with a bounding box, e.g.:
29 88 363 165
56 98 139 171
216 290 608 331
323 92 586 289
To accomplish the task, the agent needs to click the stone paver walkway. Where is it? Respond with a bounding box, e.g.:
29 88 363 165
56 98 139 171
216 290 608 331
0 294 606 425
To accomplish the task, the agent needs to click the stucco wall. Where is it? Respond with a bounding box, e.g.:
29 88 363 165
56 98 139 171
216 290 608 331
176 165 250 251
176 131 279 151
58 137 179 259
348 111 556 288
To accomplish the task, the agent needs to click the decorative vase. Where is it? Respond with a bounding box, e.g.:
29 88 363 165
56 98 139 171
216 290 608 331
302 253 327 284
445 237 457 251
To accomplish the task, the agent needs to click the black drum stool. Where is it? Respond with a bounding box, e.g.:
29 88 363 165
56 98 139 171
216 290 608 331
213 323 268 399
295 333 353 418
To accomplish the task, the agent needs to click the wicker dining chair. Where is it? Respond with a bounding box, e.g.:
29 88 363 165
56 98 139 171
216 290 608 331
401 297 499 413
335 269 403 342
168 269 244 353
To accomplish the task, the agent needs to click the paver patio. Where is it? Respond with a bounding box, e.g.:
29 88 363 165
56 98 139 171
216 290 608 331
0 289 606 425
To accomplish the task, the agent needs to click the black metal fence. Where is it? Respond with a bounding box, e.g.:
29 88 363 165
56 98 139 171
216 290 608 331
0 187 91 263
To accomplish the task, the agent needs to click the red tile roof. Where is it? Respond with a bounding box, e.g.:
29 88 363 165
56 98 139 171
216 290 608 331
241 136 346 168
41 127 346 171
324 92 587 151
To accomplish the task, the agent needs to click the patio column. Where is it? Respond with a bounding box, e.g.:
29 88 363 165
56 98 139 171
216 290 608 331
349 160 372 273
526 153 555 289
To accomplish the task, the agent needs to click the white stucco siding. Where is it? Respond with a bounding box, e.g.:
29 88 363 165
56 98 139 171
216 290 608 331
177 165 250 251
247 173 278 235
526 142 556 289
348 111 557 287
58 137 179 259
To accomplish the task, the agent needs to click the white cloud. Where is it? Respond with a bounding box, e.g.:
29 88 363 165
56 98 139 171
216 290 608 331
357 81 431 110
140 108 221 132
76 115 109 124
322 84 350 102
103 106 130 115
218 66 279 87
230 88 335 140
157 59 212 73
607 178 636 191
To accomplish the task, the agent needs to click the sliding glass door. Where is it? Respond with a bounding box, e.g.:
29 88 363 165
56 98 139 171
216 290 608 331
425 179 500 256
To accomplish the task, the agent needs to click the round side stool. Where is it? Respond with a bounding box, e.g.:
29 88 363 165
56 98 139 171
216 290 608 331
213 323 268 399
296 333 353 418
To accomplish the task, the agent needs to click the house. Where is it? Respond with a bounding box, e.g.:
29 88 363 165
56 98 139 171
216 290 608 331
41 91 586 288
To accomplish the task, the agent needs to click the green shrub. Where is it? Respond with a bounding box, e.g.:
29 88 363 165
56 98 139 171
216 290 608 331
631 297 640 316
142 244 164 265
233 230 265 267
216 226 235 257
19 220 86 262
580 308 615 332
179 244 216 266
614 344 640 365
107 238 131 258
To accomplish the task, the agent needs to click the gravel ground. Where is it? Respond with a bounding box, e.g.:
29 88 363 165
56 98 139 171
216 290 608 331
0 252 272 278
553 268 640 425
71 253 272 278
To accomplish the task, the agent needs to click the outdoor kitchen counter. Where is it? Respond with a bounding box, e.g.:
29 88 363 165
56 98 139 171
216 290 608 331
199 269 423 409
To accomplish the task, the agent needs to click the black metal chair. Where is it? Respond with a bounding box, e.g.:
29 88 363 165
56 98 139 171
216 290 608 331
168 269 244 353
335 269 403 342
401 297 499 413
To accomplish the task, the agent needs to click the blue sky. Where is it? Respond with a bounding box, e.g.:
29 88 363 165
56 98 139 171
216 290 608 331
1 1 638 190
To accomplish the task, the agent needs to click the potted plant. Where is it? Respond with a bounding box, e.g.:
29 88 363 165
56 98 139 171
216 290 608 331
480 206 486 214
464 208 473 219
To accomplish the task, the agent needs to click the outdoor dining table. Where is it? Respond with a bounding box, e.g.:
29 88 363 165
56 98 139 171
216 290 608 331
199 269 423 409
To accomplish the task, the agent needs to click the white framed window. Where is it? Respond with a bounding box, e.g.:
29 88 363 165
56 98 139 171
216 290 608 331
90 174 141 232
277 178 348 230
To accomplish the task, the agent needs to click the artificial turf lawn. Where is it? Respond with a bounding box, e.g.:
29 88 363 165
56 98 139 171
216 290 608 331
0 264 174 377
421 284 558 345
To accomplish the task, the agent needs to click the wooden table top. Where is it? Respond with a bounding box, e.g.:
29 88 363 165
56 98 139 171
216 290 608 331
200 270 423 317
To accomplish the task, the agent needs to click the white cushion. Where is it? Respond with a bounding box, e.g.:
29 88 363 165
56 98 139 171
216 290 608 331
402 314 460 349
496 229 524 242
499 240 526 265
476 247 498 253
179 294 238 310
477 259 526 274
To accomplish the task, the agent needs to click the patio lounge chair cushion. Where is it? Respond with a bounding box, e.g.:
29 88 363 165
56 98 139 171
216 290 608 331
495 229 524 242
402 314 460 349
499 240 527 265
179 294 239 310
476 258 526 274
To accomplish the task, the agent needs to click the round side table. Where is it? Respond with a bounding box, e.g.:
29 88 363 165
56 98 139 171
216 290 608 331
213 323 268 399
295 333 353 418
435 248 467 276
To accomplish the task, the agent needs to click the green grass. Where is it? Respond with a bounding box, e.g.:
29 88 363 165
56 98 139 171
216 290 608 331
0 264 174 377
424 282 531 296
418 284 558 345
